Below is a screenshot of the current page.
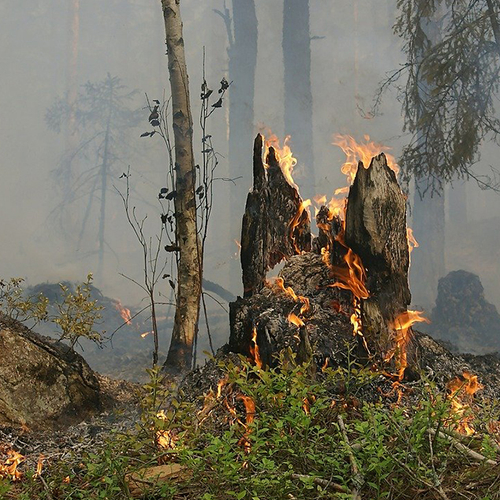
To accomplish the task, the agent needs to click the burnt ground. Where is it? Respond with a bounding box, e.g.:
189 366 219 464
0 374 140 475
1 339 500 487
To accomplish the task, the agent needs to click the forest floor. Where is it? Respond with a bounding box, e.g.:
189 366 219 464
2 346 500 499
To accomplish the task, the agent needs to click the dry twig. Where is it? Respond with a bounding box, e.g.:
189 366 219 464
429 428 498 466
338 414 363 499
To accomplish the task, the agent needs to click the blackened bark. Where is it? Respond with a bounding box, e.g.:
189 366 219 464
240 134 311 297
345 154 413 371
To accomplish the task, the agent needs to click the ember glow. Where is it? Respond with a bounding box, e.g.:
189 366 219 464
0 449 24 481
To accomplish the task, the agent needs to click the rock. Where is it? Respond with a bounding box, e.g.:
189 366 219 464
0 314 101 430
429 270 500 354
125 463 188 498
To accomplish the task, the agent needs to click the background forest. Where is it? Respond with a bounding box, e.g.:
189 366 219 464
1 0 500 371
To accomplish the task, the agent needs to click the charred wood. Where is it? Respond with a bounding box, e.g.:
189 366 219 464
344 153 413 373
240 134 311 297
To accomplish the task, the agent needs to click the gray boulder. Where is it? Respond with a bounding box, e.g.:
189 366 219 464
429 270 500 354
0 314 101 429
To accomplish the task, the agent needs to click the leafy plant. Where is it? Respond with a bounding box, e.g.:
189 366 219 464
0 278 48 325
51 273 104 348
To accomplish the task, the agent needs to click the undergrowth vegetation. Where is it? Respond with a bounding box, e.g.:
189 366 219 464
2 354 500 499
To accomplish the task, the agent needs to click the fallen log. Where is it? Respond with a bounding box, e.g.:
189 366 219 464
125 463 188 498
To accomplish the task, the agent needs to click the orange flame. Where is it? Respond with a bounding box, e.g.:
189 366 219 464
332 134 399 186
156 410 176 449
447 372 483 435
387 310 430 380
273 278 311 315
264 134 298 191
237 395 256 454
350 298 363 337
249 327 263 369
0 449 24 481
288 312 305 327
114 300 132 325
234 239 242 258
289 199 311 253
407 227 419 267
325 243 369 301
217 378 227 398
35 454 45 478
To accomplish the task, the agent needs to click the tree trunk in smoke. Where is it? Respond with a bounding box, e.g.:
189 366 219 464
411 184 445 309
448 180 467 226
161 0 202 374
283 0 315 198
352 0 361 131
97 111 112 280
227 0 258 294
64 0 80 201
485 0 500 57
409 12 445 311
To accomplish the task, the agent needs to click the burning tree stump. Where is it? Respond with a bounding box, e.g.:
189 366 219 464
344 153 414 376
231 141 419 378
240 134 311 297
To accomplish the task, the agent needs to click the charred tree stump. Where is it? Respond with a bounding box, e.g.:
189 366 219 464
231 147 415 378
240 134 311 297
344 153 413 375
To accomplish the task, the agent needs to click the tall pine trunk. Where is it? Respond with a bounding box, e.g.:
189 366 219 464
64 0 79 202
97 109 112 280
161 0 201 374
409 11 445 310
283 0 315 198
228 0 258 293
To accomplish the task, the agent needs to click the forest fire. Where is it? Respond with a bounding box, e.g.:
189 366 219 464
156 410 176 450
0 449 24 481
272 277 311 315
289 199 312 253
264 134 299 191
332 133 399 188
288 312 305 328
387 310 430 380
407 228 419 264
249 327 263 369
447 372 483 435
114 300 132 325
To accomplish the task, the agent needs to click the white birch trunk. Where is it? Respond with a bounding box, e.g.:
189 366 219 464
161 0 201 374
